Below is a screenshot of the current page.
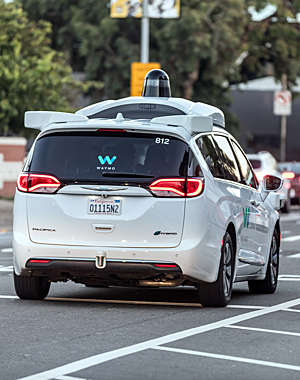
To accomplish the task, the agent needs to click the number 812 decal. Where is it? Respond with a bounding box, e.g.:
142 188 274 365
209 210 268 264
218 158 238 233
155 137 170 145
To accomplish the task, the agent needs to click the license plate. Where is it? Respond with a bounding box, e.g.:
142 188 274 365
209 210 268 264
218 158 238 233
88 198 121 215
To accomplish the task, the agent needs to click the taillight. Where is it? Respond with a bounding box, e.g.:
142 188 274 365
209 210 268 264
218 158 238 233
282 171 295 180
17 173 61 193
149 178 203 198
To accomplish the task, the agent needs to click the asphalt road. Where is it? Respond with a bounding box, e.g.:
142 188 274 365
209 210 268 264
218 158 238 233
1 210 300 380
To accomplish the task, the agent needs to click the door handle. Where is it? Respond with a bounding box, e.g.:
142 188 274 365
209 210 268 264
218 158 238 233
250 200 261 207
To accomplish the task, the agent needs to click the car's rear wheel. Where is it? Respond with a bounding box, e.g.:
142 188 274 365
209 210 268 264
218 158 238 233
14 272 50 300
248 229 279 294
197 231 234 307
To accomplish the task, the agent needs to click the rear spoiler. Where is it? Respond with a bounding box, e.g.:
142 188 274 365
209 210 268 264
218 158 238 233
24 111 88 131
151 115 213 134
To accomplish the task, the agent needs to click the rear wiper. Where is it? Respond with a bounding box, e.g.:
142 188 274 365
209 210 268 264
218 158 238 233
102 172 154 178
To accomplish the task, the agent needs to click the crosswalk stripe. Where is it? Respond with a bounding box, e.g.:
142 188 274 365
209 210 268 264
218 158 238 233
0 265 13 272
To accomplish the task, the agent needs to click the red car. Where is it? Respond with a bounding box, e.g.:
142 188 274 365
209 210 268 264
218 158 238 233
278 162 300 205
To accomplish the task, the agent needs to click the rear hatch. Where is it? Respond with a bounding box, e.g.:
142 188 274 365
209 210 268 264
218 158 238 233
26 130 190 248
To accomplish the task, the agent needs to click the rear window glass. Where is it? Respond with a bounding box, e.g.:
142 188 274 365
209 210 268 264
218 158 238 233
88 103 185 119
249 159 262 169
29 132 189 184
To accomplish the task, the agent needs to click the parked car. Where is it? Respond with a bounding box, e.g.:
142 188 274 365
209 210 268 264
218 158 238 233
247 151 291 213
13 70 283 307
278 162 300 205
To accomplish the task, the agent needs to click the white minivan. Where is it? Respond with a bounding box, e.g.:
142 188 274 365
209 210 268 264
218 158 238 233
13 70 282 306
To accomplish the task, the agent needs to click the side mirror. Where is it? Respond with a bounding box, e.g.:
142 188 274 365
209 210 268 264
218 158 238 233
261 175 283 202
263 175 283 192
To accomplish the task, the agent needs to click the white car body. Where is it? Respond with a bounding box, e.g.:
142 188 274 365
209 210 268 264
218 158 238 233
13 94 282 305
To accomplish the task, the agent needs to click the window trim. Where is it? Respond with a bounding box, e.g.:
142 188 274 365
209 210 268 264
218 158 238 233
195 131 259 189
210 133 241 183
229 138 259 190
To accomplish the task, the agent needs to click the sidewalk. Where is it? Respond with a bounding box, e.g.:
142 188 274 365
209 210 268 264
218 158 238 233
0 199 13 232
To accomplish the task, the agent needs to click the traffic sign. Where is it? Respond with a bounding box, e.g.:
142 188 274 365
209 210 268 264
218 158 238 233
274 90 292 116
131 62 161 96
111 0 180 18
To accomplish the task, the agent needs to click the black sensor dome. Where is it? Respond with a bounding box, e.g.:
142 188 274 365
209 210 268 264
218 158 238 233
142 69 171 97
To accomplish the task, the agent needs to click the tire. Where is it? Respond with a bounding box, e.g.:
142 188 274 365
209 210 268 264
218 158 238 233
197 231 234 307
14 272 50 300
248 229 279 294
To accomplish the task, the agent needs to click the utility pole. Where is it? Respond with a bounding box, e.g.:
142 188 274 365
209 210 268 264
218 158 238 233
141 0 149 63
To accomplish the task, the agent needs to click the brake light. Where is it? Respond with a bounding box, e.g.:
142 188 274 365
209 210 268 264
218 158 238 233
97 129 127 132
28 259 51 264
282 171 295 180
154 264 178 268
17 174 61 193
149 178 203 198
149 178 185 196
186 179 204 197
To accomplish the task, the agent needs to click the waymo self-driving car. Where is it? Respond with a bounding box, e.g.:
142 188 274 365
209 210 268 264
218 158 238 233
13 70 282 306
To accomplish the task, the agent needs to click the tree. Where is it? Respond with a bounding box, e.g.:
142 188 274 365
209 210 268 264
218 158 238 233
0 0 81 136
21 0 249 132
19 0 299 134
242 0 300 86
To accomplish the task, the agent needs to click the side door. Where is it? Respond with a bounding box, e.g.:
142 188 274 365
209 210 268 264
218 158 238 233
210 134 258 260
230 139 269 272
197 133 254 259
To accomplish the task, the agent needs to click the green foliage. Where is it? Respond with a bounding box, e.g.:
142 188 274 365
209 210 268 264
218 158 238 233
0 0 87 136
16 0 300 135
242 0 300 86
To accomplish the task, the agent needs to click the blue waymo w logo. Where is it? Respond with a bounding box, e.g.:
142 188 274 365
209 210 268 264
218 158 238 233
98 155 117 165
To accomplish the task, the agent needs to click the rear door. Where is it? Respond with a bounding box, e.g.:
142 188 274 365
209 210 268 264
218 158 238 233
26 130 189 248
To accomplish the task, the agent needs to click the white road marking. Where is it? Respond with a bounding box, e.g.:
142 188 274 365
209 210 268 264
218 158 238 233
287 253 300 258
0 265 13 272
55 376 86 380
0 295 18 299
279 274 300 278
226 324 300 337
278 274 300 281
282 235 300 242
227 305 265 310
0 248 13 253
283 308 300 313
227 304 300 314
152 346 300 372
17 297 300 380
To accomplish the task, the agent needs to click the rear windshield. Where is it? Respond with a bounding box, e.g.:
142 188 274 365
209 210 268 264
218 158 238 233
249 159 262 169
29 132 189 184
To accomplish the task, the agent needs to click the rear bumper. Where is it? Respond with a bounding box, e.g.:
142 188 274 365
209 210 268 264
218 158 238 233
13 232 223 284
25 257 182 284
